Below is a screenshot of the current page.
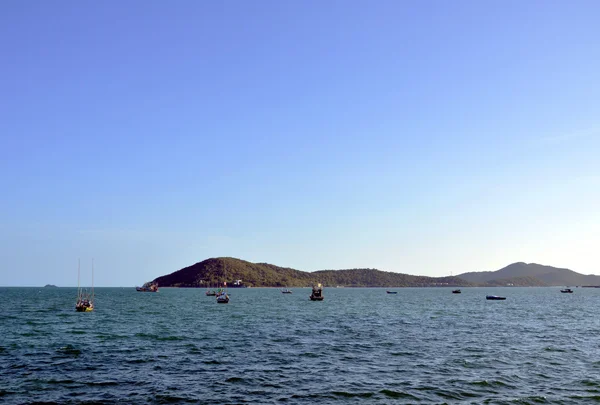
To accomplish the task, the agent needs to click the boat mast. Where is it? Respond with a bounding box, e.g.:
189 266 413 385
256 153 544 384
92 258 94 302
77 258 81 301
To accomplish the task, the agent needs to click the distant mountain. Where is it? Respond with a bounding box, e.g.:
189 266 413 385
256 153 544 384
44 284 58 288
153 257 469 288
458 262 600 286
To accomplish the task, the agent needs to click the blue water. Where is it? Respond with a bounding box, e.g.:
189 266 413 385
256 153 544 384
1 287 600 404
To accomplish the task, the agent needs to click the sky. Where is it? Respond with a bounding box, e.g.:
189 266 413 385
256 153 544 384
1 0 599 286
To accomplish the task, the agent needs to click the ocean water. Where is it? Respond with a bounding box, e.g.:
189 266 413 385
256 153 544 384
1 286 600 404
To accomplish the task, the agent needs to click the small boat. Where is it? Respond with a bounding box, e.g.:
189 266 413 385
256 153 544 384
310 283 324 301
205 283 216 296
560 288 574 293
76 298 93 312
486 295 506 300
281 288 292 294
136 281 158 292
452 289 461 294
216 285 229 303
75 259 95 312
386 291 398 294
216 291 229 304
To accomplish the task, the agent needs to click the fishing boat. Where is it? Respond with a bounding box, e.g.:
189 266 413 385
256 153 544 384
216 283 229 303
216 290 229 303
216 265 230 302
486 295 506 300
136 281 158 292
452 289 461 294
75 259 95 312
281 287 292 294
205 282 216 296
386 291 398 294
310 283 324 301
560 288 574 293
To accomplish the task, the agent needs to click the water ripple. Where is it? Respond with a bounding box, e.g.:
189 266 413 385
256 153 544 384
1 287 599 403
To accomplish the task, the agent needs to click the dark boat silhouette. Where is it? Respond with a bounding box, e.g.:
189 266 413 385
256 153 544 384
452 289 461 294
75 259 94 312
486 295 506 300
386 291 397 294
310 283 324 301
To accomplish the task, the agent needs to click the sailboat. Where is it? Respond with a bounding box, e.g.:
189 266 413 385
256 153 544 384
75 259 94 312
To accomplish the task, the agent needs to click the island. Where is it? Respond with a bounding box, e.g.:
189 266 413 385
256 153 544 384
153 257 467 288
151 258 600 288
457 262 600 287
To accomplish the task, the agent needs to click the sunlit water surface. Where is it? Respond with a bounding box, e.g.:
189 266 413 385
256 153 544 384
1 287 600 404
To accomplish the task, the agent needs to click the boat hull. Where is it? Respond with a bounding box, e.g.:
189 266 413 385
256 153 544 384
310 284 323 301
216 292 229 303
486 295 506 300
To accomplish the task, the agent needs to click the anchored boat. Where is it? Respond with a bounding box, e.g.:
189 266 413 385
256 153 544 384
486 295 506 300
216 290 230 304
75 259 95 312
216 283 229 303
205 283 216 296
310 283 324 301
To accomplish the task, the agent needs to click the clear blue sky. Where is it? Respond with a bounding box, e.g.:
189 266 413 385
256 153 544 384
1 1 599 286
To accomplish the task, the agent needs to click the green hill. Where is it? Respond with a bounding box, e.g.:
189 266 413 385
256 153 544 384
153 257 469 288
458 262 600 286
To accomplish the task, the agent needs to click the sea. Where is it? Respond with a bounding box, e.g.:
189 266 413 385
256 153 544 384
1 286 600 404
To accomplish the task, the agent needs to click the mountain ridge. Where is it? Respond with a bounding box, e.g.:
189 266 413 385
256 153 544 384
457 262 600 286
153 257 468 288
151 258 599 288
